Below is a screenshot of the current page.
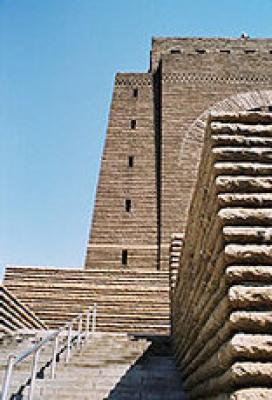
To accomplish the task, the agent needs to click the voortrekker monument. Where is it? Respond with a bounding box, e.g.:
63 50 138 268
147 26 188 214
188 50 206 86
2 36 272 399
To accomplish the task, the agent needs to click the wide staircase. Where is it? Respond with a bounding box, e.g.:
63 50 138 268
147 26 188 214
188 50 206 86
0 330 186 399
4 267 170 335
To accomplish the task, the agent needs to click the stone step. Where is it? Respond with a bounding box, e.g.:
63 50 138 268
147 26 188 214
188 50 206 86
33 389 186 400
0 333 186 399
216 175 272 193
214 161 272 176
218 207 272 225
212 146 272 162
218 192 272 207
210 112 272 124
223 226 272 243
211 134 272 147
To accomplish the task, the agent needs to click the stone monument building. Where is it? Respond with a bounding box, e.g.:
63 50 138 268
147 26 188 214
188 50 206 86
87 37 272 271
3 37 272 399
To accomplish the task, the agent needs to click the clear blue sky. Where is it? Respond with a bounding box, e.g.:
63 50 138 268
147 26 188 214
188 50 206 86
1 0 271 279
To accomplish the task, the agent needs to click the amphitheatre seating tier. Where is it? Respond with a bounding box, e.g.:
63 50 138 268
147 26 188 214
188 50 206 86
4 267 170 335
172 112 272 399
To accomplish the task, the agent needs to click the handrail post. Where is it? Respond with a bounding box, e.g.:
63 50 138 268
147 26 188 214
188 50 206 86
85 308 91 342
1 354 15 400
65 323 72 363
1 304 96 400
28 349 40 400
51 335 59 379
92 303 97 334
77 314 83 348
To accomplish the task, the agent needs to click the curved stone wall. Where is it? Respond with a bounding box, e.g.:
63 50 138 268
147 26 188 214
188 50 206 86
178 90 272 233
173 111 272 399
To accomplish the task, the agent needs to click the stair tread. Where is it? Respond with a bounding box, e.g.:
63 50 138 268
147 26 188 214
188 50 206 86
0 332 186 399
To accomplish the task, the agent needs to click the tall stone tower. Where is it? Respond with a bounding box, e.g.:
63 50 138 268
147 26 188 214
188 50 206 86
4 37 272 399
4 36 272 334
86 37 272 271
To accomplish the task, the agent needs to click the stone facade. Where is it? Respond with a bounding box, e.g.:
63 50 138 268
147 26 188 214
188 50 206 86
85 73 159 270
3 36 272 358
172 112 272 399
87 37 272 271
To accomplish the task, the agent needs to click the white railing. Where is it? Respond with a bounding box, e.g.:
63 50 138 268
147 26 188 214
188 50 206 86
1 303 97 400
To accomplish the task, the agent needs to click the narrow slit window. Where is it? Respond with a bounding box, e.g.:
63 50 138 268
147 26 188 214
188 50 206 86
128 156 134 168
245 49 256 54
131 119 136 129
196 49 206 54
249 107 261 112
121 250 128 266
170 49 181 54
133 88 138 98
125 199 131 212
220 49 230 54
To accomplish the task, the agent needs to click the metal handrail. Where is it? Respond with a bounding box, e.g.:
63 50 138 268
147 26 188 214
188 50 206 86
1 303 97 400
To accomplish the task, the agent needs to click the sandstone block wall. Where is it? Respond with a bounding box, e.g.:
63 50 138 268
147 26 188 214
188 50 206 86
0 285 46 335
86 73 159 270
5 37 272 339
151 37 272 71
159 39 272 269
172 112 272 399
88 38 272 272
4 267 170 335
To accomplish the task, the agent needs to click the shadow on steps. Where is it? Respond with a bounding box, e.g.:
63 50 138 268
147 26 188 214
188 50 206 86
105 335 187 400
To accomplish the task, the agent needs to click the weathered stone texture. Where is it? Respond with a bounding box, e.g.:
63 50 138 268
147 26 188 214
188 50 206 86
172 112 272 399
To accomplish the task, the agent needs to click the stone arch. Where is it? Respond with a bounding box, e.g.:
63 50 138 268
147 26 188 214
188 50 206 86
178 89 272 231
